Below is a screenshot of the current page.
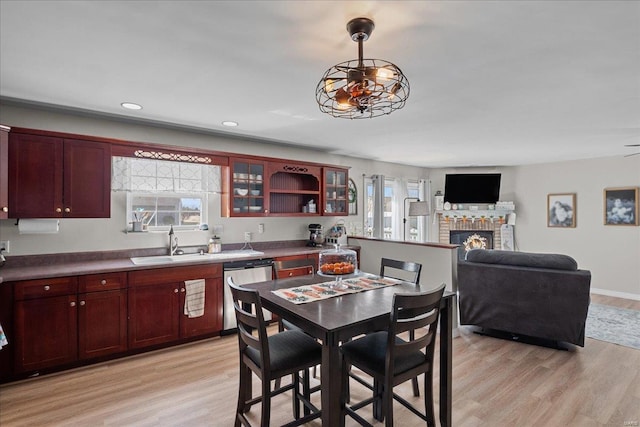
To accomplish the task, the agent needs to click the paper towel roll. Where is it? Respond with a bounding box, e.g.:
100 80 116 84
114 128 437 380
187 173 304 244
18 219 60 234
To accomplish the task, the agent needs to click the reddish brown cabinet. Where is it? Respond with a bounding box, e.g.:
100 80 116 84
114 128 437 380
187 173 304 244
223 157 268 216
268 161 321 216
77 272 127 360
127 264 223 349
323 167 349 215
13 273 128 373
14 277 79 373
8 132 111 218
0 125 9 219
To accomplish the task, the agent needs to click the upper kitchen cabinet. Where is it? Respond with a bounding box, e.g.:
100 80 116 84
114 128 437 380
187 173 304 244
0 125 9 219
223 158 268 217
268 161 321 216
323 167 348 215
8 133 111 218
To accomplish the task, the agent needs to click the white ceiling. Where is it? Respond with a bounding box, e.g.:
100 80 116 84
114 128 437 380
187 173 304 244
1 1 639 167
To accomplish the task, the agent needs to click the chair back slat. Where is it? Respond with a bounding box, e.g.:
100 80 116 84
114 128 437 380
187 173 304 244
227 277 271 370
380 258 422 284
387 284 446 367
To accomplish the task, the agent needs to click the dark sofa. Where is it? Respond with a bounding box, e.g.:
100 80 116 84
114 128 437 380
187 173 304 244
457 249 591 346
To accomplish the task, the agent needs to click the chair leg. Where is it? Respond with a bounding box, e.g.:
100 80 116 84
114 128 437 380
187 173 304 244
292 373 301 419
383 382 394 427
302 368 311 416
261 376 272 427
373 379 384 422
236 363 251 425
424 370 436 427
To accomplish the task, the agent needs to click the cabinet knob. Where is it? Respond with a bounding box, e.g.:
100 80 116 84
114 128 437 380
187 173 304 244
80 300 86 306
70 301 76 307
56 207 62 213
44 285 50 291
174 289 179 293
288 272 293 277
1 207 7 212
101 279 107 285
64 207 71 213
181 288 185 293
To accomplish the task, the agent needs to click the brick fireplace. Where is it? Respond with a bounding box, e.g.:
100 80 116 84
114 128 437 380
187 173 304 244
438 212 509 258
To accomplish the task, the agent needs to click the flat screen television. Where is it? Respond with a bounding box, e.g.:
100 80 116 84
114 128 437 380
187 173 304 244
444 173 501 203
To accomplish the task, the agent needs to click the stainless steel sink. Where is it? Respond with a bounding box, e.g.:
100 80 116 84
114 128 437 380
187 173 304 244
130 250 265 265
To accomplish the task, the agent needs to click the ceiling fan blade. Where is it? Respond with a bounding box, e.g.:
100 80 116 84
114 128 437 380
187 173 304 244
624 152 640 157
624 144 640 147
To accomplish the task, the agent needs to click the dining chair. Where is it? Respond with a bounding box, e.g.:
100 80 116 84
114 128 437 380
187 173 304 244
340 284 446 427
228 277 322 427
380 257 422 396
380 257 422 284
345 257 425 403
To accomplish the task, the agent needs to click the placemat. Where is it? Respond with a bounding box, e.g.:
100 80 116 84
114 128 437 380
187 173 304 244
272 275 405 304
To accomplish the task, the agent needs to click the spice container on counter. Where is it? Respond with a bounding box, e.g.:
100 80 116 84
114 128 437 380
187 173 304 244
208 236 222 253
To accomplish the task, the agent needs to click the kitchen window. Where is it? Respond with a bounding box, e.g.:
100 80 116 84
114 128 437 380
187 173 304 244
112 156 220 231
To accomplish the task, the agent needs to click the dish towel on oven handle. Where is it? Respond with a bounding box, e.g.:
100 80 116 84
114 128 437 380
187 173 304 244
0 322 8 349
184 279 206 318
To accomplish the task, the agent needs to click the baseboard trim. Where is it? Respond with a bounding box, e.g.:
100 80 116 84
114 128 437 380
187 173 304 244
591 288 640 301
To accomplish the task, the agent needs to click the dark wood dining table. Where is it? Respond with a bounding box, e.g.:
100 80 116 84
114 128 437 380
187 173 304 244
245 273 455 427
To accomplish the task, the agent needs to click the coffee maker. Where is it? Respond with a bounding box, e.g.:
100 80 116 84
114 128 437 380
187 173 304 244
307 224 324 247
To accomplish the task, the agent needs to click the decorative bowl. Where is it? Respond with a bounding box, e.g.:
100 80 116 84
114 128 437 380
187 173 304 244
250 189 260 196
236 188 248 196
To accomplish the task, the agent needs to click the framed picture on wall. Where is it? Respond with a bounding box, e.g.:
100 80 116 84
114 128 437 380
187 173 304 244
547 193 576 228
604 187 638 226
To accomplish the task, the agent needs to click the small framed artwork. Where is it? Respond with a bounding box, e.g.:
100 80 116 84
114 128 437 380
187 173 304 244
604 187 638 226
548 193 576 228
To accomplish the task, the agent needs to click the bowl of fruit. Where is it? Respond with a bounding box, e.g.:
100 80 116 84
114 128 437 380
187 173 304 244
318 244 358 288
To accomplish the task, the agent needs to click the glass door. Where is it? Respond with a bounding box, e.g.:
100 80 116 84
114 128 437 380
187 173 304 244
324 168 348 215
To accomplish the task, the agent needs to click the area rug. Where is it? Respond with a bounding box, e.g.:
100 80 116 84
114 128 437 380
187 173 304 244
585 303 640 350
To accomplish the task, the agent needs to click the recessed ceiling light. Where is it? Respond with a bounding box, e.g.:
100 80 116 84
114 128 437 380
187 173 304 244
222 121 238 127
121 102 143 110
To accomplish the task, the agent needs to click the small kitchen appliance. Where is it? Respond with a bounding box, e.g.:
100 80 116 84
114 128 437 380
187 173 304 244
307 224 324 247
325 220 348 246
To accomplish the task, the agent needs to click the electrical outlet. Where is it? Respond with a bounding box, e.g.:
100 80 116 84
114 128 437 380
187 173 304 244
244 231 252 242
258 223 264 234
0 240 9 253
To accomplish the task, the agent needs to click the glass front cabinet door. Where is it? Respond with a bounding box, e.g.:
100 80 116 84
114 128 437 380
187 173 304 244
229 158 267 216
323 168 348 215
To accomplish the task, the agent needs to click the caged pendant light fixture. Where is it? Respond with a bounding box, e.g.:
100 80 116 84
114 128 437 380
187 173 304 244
316 17 410 119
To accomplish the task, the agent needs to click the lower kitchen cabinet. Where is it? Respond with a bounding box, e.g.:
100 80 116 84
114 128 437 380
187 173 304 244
15 293 78 373
127 264 222 350
13 273 128 373
78 272 128 360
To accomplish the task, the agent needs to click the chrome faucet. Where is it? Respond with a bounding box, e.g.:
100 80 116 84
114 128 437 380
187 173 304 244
169 225 179 256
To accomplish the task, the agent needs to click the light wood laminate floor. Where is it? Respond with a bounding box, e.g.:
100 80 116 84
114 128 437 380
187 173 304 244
1 294 638 426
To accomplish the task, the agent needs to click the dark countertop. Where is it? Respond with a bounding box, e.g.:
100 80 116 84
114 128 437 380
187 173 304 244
0 242 360 283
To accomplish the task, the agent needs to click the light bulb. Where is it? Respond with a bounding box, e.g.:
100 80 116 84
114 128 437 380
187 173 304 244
324 79 334 93
376 67 394 81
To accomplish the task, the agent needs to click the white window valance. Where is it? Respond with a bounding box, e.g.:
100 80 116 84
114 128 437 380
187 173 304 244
112 156 221 193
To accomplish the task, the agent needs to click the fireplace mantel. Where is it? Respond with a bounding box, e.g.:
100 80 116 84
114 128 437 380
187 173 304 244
437 209 514 250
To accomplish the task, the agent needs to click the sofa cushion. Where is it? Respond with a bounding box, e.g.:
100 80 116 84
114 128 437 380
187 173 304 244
464 249 578 271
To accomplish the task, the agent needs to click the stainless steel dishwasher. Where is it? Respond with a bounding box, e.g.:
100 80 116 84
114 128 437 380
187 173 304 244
222 258 274 333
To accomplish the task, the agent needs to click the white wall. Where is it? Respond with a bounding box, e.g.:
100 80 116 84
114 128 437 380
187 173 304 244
2 102 638 299
429 158 640 299
0 102 427 254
